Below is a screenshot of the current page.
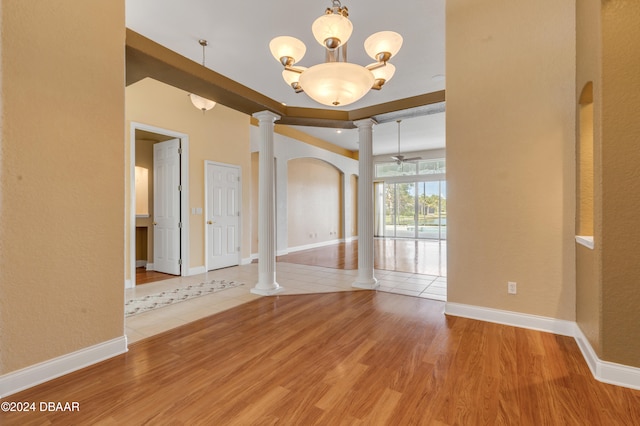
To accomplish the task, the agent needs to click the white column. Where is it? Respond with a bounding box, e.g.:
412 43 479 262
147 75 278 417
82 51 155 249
352 118 378 289
251 111 284 296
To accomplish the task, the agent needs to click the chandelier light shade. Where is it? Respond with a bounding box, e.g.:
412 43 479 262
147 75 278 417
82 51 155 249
270 0 402 107
282 67 307 92
369 62 396 90
269 36 306 66
299 62 375 106
312 12 353 49
189 93 216 111
364 31 403 62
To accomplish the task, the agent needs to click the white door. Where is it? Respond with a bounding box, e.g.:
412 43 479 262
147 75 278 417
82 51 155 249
153 139 181 275
206 162 240 270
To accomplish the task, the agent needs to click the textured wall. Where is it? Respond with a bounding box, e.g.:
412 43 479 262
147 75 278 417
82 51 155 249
0 1 125 372
446 0 576 319
600 0 640 367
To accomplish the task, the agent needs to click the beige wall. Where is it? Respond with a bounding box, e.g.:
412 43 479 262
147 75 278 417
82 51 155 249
0 1 125 373
600 0 640 367
287 158 342 248
350 174 358 237
251 152 260 255
446 0 576 319
126 78 251 271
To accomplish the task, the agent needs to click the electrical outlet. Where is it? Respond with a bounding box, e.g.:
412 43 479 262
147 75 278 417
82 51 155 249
508 281 517 294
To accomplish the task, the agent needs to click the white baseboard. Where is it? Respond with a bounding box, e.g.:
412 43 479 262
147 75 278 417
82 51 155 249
574 325 640 390
188 266 206 276
444 302 575 336
145 263 154 271
345 236 359 242
124 279 134 289
287 239 342 254
135 260 147 268
0 336 128 398
276 250 289 256
445 302 640 390
250 253 259 260
240 257 253 265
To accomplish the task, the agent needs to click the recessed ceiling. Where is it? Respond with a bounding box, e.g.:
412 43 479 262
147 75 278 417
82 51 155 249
126 0 446 154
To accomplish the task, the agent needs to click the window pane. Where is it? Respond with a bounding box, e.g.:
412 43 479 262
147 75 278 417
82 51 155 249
376 162 402 177
418 158 446 175
395 182 415 238
384 183 395 237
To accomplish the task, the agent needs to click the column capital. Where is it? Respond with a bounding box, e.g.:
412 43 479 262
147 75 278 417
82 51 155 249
252 110 281 123
353 118 377 129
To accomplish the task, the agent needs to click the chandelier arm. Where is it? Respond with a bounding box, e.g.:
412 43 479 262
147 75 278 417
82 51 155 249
284 65 304 74
366 62 387 71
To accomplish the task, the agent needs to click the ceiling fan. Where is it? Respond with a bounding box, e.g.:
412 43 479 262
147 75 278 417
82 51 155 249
390 119 421 164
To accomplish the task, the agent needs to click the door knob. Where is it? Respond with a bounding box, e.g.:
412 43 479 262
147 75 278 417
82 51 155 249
207 220 214 225
153 222 157 226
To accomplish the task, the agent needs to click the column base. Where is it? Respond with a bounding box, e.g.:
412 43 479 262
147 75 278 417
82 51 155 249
250 285 285 296
352 277 379 290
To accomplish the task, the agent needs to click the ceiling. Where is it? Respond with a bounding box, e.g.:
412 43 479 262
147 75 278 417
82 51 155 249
126 0 446 156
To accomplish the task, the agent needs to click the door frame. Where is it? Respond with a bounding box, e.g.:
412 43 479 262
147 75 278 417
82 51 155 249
204 160 242 271
127 122 190 288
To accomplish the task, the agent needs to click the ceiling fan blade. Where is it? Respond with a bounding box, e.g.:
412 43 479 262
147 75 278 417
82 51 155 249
403 156 422 162
391 155 404 162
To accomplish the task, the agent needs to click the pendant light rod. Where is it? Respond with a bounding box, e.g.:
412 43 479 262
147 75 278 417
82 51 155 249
199 39 208 67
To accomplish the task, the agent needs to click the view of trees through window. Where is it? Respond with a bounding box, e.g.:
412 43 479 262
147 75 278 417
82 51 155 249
381 181 446 239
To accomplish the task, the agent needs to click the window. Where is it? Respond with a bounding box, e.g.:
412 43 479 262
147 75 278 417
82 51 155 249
375 158 445 178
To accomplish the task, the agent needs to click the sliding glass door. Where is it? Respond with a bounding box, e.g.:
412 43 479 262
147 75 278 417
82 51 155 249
377 180 446 240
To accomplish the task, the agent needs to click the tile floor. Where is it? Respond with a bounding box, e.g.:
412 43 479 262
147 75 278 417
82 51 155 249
125 262 447 344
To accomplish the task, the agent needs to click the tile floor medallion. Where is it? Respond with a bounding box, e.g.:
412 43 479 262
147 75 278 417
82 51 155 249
125 279 245 317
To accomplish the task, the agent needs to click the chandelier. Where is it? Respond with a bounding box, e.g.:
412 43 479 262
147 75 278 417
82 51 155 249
269 0 402 107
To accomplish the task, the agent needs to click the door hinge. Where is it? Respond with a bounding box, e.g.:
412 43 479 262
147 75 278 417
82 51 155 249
237 212 240 217
178 147 182 155
237 247 240 252
179 259 182 265
178 222 183 229
178 184 182 191
237 176 240 182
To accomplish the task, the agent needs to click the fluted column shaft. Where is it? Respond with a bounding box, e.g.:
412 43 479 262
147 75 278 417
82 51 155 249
251 111 284 296
353 118 378 289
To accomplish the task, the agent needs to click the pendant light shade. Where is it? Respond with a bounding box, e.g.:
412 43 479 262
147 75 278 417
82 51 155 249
298 62 374 106
189 93 216 111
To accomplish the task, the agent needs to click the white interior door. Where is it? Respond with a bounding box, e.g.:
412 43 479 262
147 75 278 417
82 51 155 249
206 162 240 270
153 139 181 275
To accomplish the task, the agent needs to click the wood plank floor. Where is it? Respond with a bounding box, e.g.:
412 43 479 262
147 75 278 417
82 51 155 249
2 292 639 425
277 239 447 276
135 267 178 285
